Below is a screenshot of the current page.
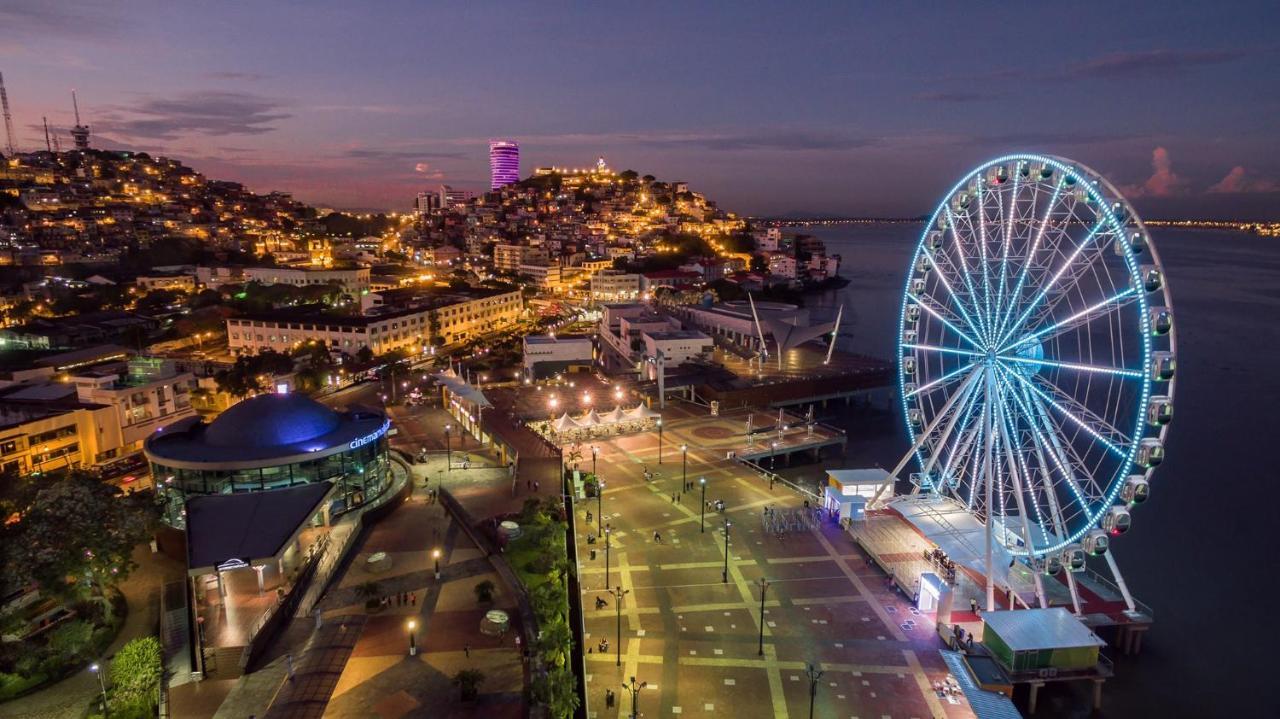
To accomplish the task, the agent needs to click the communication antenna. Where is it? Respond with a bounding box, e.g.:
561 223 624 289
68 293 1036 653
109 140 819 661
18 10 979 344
42 116 51 153
0 72 16 155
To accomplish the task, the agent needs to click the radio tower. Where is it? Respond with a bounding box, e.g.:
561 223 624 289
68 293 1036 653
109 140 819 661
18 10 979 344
0 72 17 155
42 117 51 152
70 90 90 150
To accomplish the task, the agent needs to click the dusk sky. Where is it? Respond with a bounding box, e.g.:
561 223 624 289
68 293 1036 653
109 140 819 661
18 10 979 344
2 1 1278 218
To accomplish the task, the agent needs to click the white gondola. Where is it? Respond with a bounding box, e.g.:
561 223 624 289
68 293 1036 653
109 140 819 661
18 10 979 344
1063 547 1087 572
1038 164 1054 180
902 356 917 375
903 329 917 344
952 192 970 211
911 277 926 294
916 256 932 274
1151 351 1176 381
1147 396 1174 426
1111 202 1128 221
1083 528 1110 556
907 407 923 426
903 382 917 396
937 214 948 230
1017 161 1030 179
905 304 921 324
1121 476 1151 505
1150 308 1173 336
1042 554 1063 576
927 231 944 250
1102 506 1132 536
989 164 1008 184
1137 438 1165 468
1139 265 1163 293
909 471 934 489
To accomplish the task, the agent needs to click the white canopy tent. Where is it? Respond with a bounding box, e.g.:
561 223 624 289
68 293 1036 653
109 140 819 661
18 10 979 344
552 413 582 433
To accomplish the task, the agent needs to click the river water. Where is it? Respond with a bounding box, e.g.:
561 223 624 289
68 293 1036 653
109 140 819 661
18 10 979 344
781 223 1276 718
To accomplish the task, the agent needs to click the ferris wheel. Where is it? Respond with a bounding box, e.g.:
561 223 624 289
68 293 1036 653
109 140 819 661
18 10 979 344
890 154 1176 588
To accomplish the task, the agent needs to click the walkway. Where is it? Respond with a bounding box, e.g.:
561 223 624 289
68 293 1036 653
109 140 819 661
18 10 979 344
0 545 184 719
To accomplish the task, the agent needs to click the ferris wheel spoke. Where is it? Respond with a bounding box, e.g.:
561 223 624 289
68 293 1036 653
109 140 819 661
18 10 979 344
1005 369 1130 459
1001 287 1138 353
997 355 1144 379
917 247 988 344
907 293 983 350
906 361 978 398
993 176 1018 337
993 181 1064 341
999 367 1099 518
975 182 997 339
937 390 985 494
993 380 1050 556
995 215 1112 350
1025 237 1122 334
945 207 993 344
902 343 985 359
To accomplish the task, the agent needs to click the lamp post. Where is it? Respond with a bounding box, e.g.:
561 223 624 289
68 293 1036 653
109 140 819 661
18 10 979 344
770 441 778 471
432 548 441 579
596 478 605 526
622 676 647 719
89 663 109 718
408 619 418 655
699 477 707 533
680 444 688 490
445 424 452 472
592 445 599 477
548 396 559 422
656 417 663 464
757 577 771 656
604 526 611 590
722 519 732 583
805 663 825 719
612 585 629 668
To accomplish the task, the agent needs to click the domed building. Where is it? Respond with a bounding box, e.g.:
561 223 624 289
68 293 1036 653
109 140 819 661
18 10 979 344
145 392 392 527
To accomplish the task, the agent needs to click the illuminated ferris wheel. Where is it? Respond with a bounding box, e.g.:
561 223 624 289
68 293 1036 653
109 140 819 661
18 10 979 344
894 154 1176 578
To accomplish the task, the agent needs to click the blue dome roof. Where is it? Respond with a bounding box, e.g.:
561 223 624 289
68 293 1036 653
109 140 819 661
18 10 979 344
204 393 342 449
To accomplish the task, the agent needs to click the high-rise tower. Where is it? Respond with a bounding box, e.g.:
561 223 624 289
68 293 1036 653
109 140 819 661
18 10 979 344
489 139 519 190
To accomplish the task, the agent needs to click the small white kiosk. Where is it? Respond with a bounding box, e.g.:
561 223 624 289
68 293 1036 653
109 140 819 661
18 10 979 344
822 468 891 522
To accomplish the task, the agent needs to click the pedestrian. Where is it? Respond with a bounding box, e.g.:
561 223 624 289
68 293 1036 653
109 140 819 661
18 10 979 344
534 480 540 492
464 643 471 658
411 592 417 606
654 530 661 543
970 598 978 614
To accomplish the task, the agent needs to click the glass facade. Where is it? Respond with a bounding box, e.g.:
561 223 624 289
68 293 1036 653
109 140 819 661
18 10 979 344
152 436 391 528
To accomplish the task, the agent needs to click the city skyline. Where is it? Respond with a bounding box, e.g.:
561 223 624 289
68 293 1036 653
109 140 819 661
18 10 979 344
1 1 1278 219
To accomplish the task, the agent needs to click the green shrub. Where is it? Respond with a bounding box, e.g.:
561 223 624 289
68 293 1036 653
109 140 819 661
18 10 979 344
48 620 94 658
0 671 47 701
110 636 162 709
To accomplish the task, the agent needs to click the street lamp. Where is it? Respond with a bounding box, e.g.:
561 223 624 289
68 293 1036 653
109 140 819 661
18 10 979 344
656 417 663 464
757 577 771 656
592 445 599 477
611 585 629 668
548 396 559 421
699 477 707 533
722 519 732 583
622 676 647 719
432 548 442 579
680 444 688 490
89 663 109 717
805 663 825 719
596 478 605 526
770 440 778 471
604 526 612 590
408 619 418 655
445 424 452 472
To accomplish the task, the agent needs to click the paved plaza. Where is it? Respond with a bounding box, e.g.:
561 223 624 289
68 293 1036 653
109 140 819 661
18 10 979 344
574 401 977 719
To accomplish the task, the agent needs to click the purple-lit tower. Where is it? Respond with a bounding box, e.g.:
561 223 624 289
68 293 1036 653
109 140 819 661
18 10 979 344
489 139 520 189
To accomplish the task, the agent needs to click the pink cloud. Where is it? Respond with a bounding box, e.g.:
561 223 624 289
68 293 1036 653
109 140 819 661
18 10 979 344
1207 166 1280 194
1124 147 1188 198
414 162 444 179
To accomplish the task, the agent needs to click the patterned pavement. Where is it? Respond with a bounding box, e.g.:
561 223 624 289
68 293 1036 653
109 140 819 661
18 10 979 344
576 402 978 719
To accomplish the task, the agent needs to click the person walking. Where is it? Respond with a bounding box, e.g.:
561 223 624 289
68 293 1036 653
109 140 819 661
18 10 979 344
464 643 471 658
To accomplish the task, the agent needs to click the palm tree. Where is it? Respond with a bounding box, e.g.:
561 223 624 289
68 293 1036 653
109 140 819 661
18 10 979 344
540 666 581 718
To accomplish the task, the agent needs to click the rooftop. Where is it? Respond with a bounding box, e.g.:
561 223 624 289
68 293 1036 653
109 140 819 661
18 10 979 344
982 608 1106 652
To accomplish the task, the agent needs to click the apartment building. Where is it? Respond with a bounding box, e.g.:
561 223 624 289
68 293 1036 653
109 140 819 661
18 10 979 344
227 289 522 355
242 266 371 296
495 244 549 273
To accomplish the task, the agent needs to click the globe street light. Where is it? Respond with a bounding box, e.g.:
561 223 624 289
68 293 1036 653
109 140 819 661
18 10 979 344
757 577 771 656
770 440 778 471
611 585 629 668
722 519 732 583
699 477 707 533
445 424 452 472
604 526 612 590
656 417 664 464
680 444 688 490
433 548 442 579
89 663 109 717
408 619 418 655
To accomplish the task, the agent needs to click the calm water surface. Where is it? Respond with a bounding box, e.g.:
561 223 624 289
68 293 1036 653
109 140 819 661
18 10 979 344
786 223 1276 718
